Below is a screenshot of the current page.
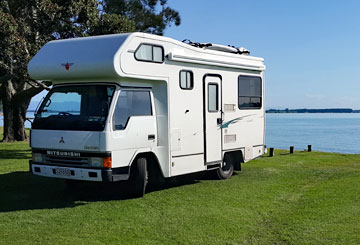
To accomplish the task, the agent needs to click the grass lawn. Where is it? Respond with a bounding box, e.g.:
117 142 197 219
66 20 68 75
1 127 360 244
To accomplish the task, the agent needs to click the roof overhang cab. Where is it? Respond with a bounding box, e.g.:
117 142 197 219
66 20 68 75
28 33 130 81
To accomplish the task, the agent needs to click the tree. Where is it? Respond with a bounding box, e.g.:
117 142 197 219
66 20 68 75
103 0 181 35
0 0 180 142
0 0 135 142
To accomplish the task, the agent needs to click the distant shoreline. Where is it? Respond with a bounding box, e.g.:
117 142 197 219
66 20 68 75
1 109 360 116
266 108 360 113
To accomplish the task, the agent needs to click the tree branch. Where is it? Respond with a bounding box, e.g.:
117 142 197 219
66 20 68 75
25 79 51 91
13 85 46 103
0 75 13 83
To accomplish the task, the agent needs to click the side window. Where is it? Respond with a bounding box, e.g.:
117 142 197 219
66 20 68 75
179 70 193 90
208 84 218 112
238 75 262 109
135 44 164 63
153 46 163 62
113 91 152 130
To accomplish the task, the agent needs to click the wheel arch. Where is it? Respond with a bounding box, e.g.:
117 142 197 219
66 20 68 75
131 151 164 181
223 150 244 171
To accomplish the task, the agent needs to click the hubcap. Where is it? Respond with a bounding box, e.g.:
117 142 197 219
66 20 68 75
222 161 231 173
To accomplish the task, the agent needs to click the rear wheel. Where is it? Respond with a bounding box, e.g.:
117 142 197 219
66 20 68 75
216 155 234 180
129 158 148 198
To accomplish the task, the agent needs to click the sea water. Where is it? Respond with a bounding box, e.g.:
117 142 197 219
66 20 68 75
0 112 35 129
2 112 360 154
266 113 360 154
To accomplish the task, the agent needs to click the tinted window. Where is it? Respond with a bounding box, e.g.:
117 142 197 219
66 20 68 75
135 44 164 63
113 91 152 130
238 76 262 109
180 70 193 89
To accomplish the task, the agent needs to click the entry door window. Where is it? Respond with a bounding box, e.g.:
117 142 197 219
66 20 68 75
113 90 152 130
208 84 219 112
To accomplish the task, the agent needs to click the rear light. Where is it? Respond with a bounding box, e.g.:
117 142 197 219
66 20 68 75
103 157 112 168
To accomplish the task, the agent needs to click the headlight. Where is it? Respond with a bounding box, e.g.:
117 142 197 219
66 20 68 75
32 153 43 163
89 157 103 168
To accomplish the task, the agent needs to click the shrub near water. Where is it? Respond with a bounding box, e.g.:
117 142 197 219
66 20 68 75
0 129 359 244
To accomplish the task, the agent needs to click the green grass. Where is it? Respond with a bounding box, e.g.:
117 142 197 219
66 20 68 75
1 127 360 244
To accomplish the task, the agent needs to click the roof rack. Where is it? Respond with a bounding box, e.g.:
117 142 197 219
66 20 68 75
182 39 250 55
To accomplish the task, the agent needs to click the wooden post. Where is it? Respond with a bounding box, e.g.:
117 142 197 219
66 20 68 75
290 146 294 154
308 145 312 152
269 148 274 157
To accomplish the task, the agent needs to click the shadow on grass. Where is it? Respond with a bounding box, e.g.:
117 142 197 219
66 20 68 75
0 170 212 213
0 149 31 160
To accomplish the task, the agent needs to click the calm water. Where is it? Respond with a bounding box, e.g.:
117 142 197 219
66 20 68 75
0 112 35 129
266 113 360 154
2 112 360 154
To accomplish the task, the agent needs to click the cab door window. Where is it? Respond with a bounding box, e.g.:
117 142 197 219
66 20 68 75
113 90 152 130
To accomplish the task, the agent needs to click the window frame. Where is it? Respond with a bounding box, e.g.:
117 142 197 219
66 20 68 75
207 83 219 112
179 70 194 90
112 89 154 131
134 43 164 63
238 75 262 110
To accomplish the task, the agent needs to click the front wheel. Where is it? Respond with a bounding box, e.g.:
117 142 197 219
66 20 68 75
129 158 148 198
216 155 234 180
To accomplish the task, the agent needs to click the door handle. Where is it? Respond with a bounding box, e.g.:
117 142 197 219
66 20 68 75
217 118 223 125
148 134 156 140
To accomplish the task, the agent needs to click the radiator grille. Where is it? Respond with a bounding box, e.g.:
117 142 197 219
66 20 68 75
43 155 89 166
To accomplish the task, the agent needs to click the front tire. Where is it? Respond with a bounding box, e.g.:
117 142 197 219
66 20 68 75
216 155 234 180
129 158 148 198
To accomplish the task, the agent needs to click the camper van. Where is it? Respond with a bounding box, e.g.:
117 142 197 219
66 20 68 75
28 32 266 197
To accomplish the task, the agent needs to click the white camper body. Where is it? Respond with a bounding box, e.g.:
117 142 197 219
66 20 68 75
28 32 266 196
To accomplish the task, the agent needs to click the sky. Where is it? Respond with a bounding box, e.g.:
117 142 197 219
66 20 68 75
30 0 360 110
164 0 360 109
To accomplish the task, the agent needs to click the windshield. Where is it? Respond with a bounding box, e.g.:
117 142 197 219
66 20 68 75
32 84 116 131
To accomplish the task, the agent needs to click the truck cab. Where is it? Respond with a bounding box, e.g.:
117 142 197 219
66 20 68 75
30 83 157 196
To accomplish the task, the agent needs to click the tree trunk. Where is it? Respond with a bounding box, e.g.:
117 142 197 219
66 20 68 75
1 79 31 142
2 99 15 142
1 79 15 142
2 97 30 142
14 98 29 141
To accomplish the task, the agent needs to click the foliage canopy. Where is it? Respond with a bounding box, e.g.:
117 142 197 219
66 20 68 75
0 0 180 141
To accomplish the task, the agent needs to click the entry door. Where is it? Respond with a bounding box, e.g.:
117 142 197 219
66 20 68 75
204 75 222 164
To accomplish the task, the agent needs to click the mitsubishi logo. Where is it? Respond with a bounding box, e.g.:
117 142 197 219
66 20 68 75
59 137 65 144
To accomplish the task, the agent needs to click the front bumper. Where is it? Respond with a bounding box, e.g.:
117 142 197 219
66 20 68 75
29 160 129 182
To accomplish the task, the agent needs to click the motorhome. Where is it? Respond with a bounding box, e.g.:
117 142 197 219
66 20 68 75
28 32 266 197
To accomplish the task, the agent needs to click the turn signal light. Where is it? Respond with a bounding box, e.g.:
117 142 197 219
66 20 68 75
103 157 112 168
